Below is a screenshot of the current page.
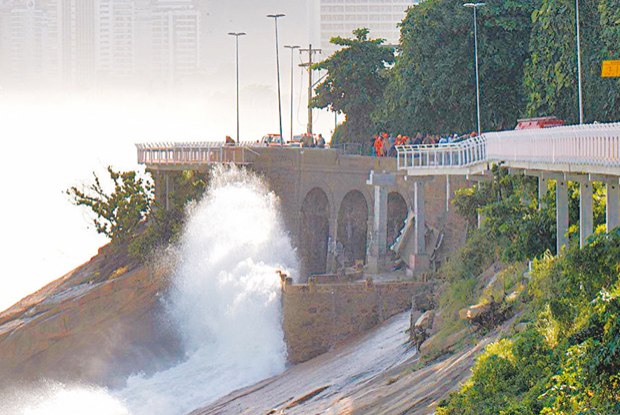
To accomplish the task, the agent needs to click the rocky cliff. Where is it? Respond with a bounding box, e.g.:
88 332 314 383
0 245 181 389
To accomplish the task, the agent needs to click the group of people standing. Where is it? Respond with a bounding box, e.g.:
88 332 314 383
371 131 476 157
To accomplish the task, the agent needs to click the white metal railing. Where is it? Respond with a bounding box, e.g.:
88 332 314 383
485 122 620 167
396 136 487 170
136 141 260 166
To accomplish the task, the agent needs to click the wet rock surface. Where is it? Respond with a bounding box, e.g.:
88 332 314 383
0 246 181 390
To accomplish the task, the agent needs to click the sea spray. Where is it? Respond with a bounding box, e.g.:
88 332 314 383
1 383 129 415
7 166 297 415
117 166 298 414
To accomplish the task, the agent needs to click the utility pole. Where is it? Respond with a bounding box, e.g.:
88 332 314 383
464 3 485 137
575 0 584 124
267 14 285 142
300 44 322 135
228 32 246 144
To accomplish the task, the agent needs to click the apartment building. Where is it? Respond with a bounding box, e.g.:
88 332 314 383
317 0 419 55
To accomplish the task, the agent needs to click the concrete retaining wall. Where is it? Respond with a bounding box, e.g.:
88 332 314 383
282 280 432 363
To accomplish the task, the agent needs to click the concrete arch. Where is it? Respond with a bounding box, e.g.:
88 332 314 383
298 181 337 219
333 186 374 222
337 190 369 267
387 192 409 250
300 187 330 279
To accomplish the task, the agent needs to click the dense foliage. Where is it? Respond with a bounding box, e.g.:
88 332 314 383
318 0 619 142
376 0 537 135
67 167 153 241
68 168 207 262
437 167 620 414
311 28 394 145
524 0 620 123
128 170 207 261
438 231 620 414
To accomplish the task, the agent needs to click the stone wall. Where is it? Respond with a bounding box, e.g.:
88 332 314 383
282 279 432 363
149 149 471 278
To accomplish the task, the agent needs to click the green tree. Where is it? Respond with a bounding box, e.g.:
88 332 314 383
438 230 620 415
598 0 620 118
377 0 537 135
67 167 153 241
129 170 207 261
312 28 394 145
525 0 619 123
453 166 556 261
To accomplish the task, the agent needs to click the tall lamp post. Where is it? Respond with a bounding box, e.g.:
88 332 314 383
575 0 584 124
284 45 300 141
228 32 246 144
464 2 485 137
267 13 285 144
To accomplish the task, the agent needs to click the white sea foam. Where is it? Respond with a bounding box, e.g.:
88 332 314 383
8 166 297 415
117 166 297 414
2 383 129 415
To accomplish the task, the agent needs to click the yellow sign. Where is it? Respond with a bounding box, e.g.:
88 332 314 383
602 60 620 78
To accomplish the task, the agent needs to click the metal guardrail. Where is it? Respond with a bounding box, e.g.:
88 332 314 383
330 142 365 156
485 122 620 167
136 142 259 165
397 122 620 173
396 136 487 170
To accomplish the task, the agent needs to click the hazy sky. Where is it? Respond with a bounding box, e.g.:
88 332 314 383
0 1 341 311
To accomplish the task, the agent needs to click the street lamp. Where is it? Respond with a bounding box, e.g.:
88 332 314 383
284 45 300 141
228 32 246 144
575 0 584 124
267 13 285 144
464 2 485 137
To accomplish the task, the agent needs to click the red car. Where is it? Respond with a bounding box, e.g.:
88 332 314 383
515 116 564 130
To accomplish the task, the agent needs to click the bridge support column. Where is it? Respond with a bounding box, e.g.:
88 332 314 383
556 179 569 254
326 215 338 274
366 171 396 273
607 181 620 232
538 176 549 209
579 180 594 248
412 180 430 271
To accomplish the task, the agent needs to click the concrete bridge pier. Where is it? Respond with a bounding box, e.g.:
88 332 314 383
366 171 396 273
412 180 430 271
578 179 594 248
538 176 549 209
556 178 569 254
327 214 338 273
607 180 620 232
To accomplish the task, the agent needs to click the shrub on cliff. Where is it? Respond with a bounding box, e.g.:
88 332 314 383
437 230 620 415
128 170 207 262
67 167 153 242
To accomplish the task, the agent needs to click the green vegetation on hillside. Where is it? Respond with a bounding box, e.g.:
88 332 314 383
67 167 153 241
68 168 207 262
432 170 620 415
317 0 620 145
311 28 394 145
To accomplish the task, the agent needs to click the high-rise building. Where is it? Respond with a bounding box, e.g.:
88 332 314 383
96 0 135 81
152 0 201 84
316 0 419 56
7 2 46 82
0 0 203 88
0 0 62 85
39 0 63 81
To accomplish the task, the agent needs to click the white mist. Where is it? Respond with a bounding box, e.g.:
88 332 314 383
117 166 297 414
7 166 297 415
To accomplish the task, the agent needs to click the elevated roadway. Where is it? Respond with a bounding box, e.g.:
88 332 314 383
397 122 620 252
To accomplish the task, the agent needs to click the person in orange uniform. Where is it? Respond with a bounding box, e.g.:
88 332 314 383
374 134 384 157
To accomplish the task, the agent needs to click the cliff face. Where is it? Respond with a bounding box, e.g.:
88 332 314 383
0 246 182 389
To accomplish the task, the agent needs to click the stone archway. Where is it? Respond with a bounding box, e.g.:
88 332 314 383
387 192 409 250
337 190 369 267
300 188 330 279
